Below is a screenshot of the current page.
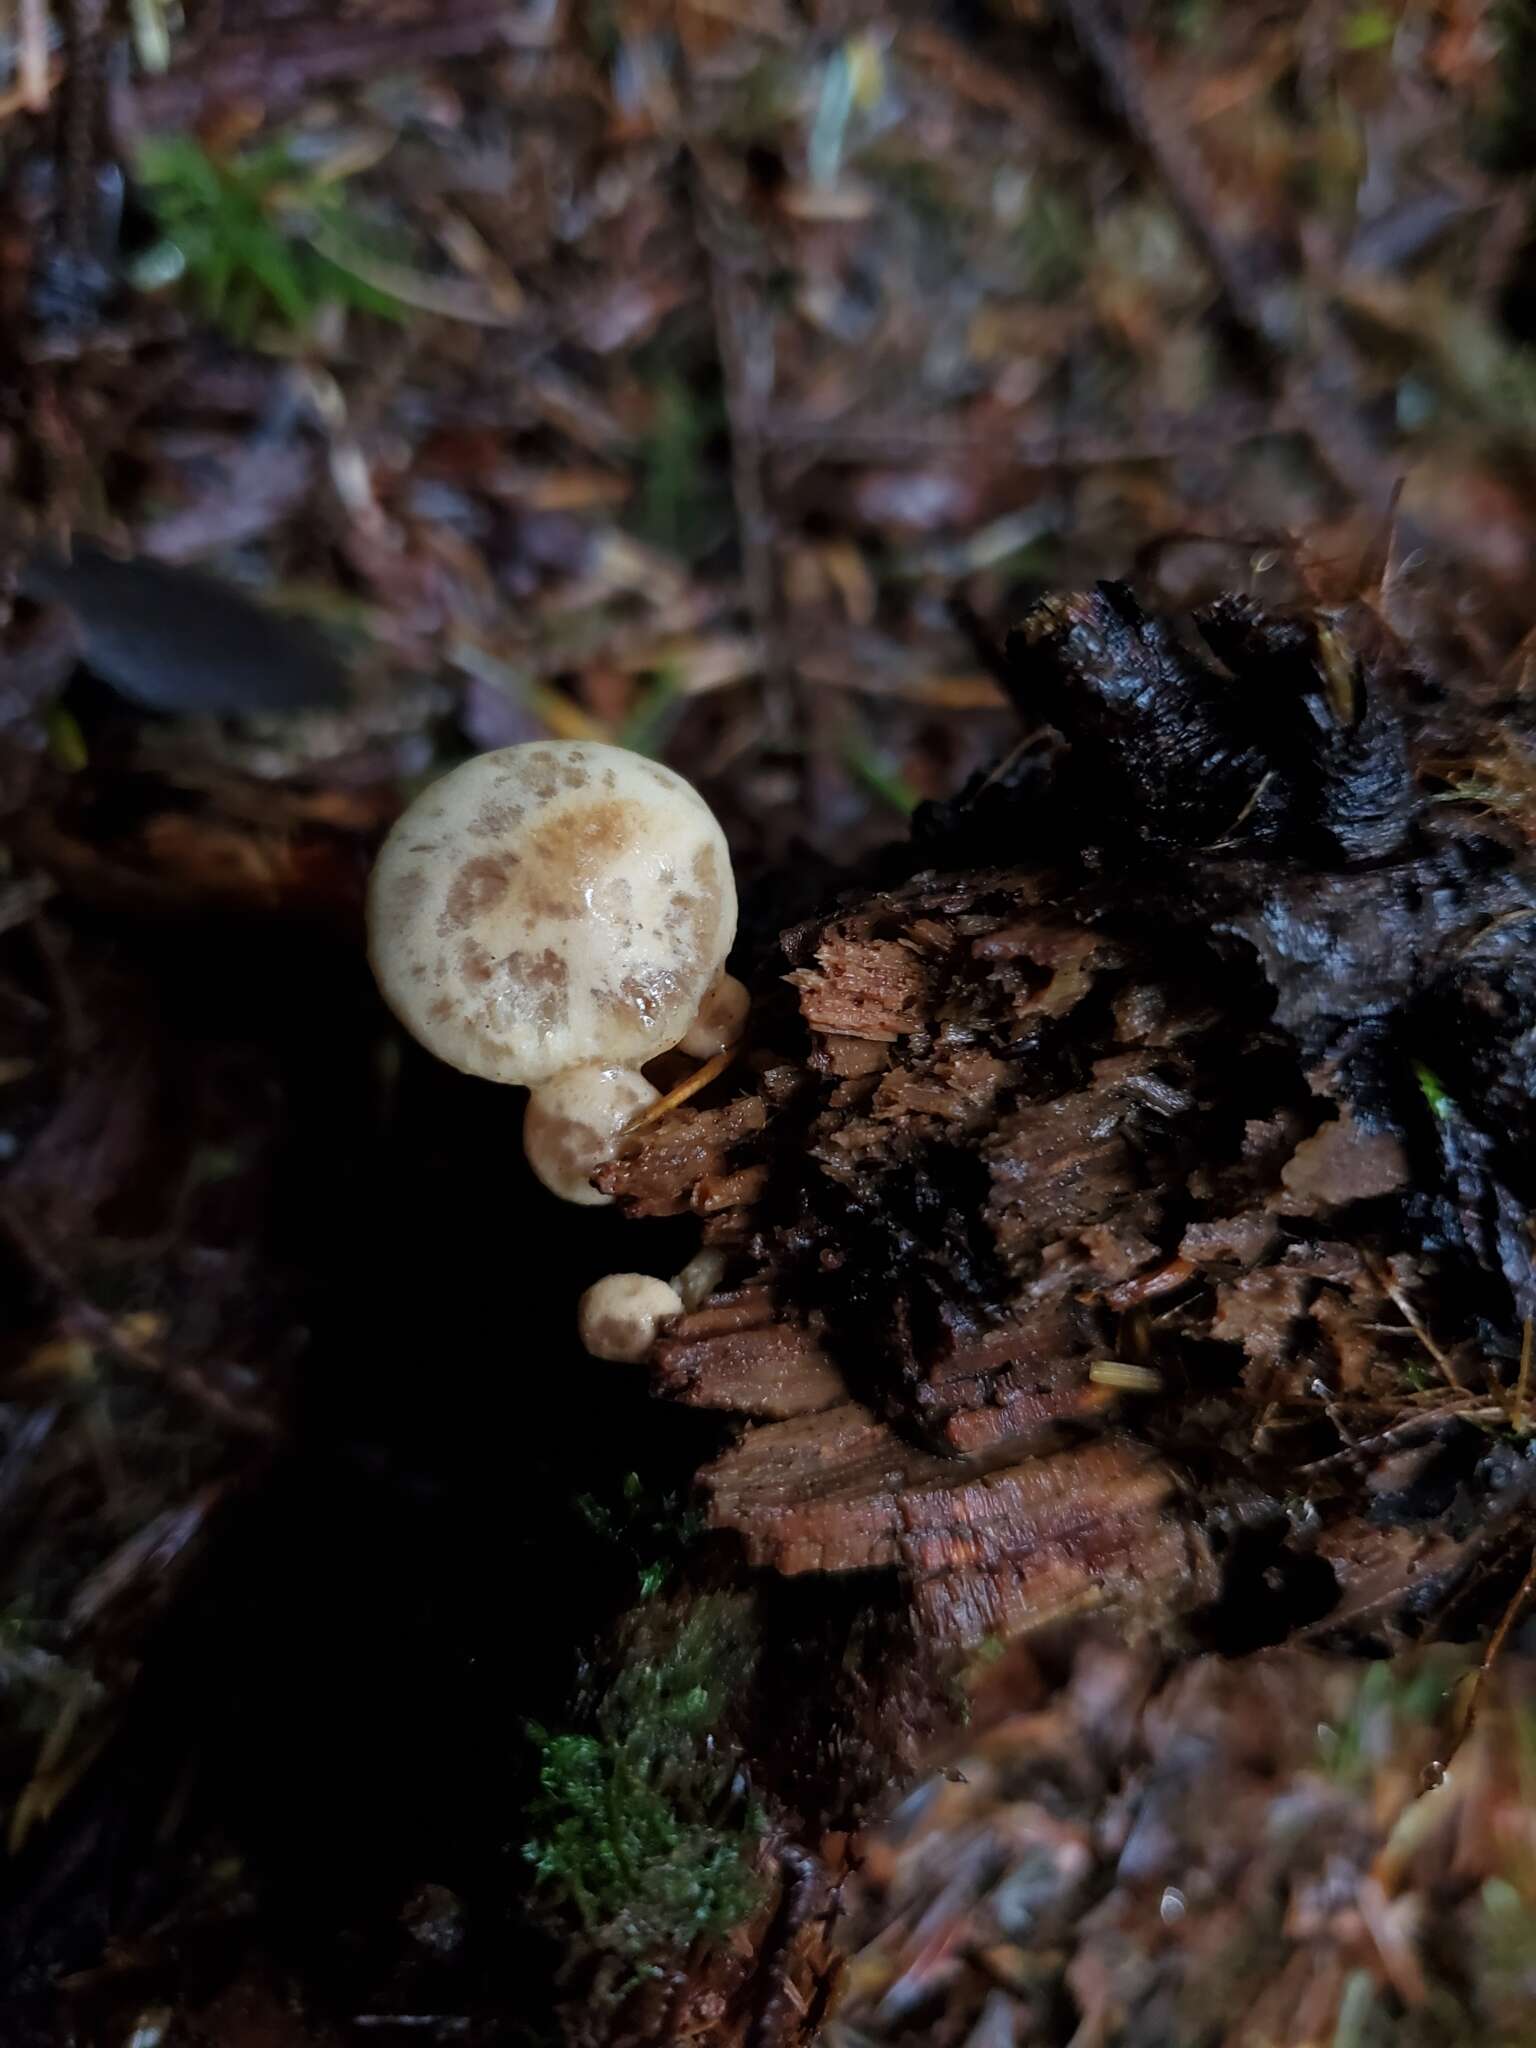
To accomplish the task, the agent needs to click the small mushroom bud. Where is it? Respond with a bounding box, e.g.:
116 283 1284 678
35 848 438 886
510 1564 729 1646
367 740 743 1201
522 1063 659 1205
578 1272 684 1362
678 971 750 1059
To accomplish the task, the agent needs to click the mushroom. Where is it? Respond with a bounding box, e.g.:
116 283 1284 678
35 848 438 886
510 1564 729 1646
678 970 750 1059
577 1272 685 1362
366 740 742 1201
519 1063 660 1207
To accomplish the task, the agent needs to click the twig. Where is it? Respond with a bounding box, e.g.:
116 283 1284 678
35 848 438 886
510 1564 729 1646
762 399 1291 469
1513 1317 1533 1435
29 911 88 1065
18 0 52 111
127 0 535 129
1471 184 1531 315
1446 1541 1536 1764
625 1043 739 1133
1479 1546 1536 1688
1056 0 1399 523
749 1845 827 2048
685 157 796 748
1366 1254 1464 1393
60 0 106 253
1297 1399 1510 1476
0 1195 280 1439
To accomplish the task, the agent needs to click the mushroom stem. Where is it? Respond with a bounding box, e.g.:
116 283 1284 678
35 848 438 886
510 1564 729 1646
673 1247 727 1310
523 1063 659 1205
679 971 750 1060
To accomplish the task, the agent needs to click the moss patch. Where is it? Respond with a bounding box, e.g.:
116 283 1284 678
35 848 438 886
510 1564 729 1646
524 1590 765 1964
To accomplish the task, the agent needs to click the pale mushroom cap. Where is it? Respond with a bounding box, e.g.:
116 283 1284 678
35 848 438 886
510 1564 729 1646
367 742 737 1086
522 1063 658 1206
578 1273 684 1363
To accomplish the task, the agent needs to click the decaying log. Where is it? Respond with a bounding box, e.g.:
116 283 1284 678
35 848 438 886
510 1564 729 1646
600 585 1536 1655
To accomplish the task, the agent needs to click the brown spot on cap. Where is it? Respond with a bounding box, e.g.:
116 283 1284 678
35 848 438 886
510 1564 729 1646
524 947 569 990
467 802 524 841
522 799 644 922
595 966 685 1025
587 1316 629 1352
440 852 519 934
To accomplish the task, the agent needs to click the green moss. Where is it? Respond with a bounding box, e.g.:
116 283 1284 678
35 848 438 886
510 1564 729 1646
1013 185 1091 299
1158 0 1217 43
1317 1651 1467 1784
629 373 730 563
580 0 622 66
524 1592 765 1962
1331 1969 1389 2048
1338 7 1397 52
845 733 919 818
618 668 683 762
1413 1060 1454 1121
573 1470 705 1598
135 134 407 342
867 152 961 233
0 1602 40 1654
715 55 802 148
44 704 89 774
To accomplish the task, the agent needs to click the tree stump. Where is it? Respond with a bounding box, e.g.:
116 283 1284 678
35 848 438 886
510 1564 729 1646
566 586 1536 2039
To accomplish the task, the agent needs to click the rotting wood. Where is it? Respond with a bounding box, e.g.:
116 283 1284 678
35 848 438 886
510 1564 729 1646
601 584 1536 1656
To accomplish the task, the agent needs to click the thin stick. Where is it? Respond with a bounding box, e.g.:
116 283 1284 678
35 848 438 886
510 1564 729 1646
1366 1255 1463 1392
0 1197 279 1440
1514 1318 1533 1435
1482 1549 1536 1687
1450 1544 1536 1763
18 0 50 111
685 156 795 749
1057 0 1399 523
762 399 1288 469
625 1044 739 1133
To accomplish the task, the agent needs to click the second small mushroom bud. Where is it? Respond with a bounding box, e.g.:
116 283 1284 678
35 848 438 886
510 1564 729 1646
574 1246 726 1365
577 1272 685 1363
367 740 747 1203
